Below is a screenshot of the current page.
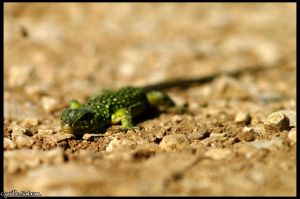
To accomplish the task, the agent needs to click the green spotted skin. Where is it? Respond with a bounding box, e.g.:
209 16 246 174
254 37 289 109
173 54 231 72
61 87 154 135
61 66 265 135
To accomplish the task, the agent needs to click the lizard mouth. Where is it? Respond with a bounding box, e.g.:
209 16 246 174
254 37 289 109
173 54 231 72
61 123 74 134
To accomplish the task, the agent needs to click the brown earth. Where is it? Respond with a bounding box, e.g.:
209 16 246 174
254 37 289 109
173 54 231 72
3 3 296 196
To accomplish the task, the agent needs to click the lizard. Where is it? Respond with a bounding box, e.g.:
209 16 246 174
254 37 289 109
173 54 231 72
60 66 266 136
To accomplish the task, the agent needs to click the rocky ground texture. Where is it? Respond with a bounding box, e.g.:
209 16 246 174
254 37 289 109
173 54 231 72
4 3 296 196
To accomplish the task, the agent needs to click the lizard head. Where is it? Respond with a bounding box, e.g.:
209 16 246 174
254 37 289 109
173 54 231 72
61 108 100 135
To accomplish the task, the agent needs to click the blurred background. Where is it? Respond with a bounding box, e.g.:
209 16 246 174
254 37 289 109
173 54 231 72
4 3 296 98
3 3 296 196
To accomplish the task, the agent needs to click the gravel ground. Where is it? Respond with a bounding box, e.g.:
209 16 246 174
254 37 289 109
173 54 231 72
3 3 296 196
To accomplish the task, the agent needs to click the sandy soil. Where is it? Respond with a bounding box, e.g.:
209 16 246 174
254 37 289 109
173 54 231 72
3 3 296 196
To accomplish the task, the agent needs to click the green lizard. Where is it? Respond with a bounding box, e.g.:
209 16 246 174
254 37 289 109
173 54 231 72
61 67 264 136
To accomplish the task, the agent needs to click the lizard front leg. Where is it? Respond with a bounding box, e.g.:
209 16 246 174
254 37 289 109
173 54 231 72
111 108 133 128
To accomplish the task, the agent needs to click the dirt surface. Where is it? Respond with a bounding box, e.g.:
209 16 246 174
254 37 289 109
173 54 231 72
3 3 296 196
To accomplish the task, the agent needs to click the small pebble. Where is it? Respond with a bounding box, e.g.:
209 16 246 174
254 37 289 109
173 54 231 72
234 111 251 124
277 110 296 127
171 115 183 123
264 112 290 132
42 96 59 113
242 127 255 133
209 132 225 137
159 134 189 151
82 133 104 141
188 126 209 140
52 133 75 143
240 131 256 142
11 126 32 138
288 128 296 144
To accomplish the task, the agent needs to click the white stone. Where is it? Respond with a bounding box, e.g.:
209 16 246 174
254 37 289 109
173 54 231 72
235 111 251 124
82 133 104 141
242 127 255 133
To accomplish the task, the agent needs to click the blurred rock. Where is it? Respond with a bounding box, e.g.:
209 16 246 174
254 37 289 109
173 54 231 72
204 148 232 160
259 91 283 103
4 148 64 174
159 134 189 151
106 137 136 152
255 41 280 66
15 134 34 148
14 163 105 196
25 85 47 99
130 143 159 161
8 65 34 88
4 138 16 150
288 128 296 144
212 76 249 98
248 138 285 150
37 129 54 136
235 144 258 159
11 126 32 138
240 131 256 142
41 96 59 113
52 133 75 143
22 117 39 128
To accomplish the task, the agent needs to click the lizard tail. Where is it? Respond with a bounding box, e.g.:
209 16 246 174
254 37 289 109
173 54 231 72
141 66 268 91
